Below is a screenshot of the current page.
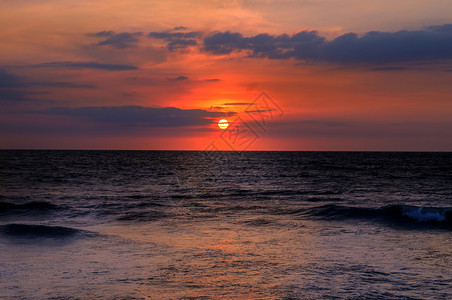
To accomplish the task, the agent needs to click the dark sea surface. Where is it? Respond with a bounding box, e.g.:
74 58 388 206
1 150 451 299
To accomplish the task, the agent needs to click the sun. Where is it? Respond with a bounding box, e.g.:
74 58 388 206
218 119 229 130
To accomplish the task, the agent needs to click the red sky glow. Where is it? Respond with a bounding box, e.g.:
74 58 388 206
1 0 452 150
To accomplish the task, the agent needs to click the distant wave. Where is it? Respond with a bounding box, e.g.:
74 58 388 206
0 201 60 215
241 218 276 227
0 223 92 239
302 204 452 229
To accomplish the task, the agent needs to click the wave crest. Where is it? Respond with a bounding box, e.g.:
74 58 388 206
401 206 450 222
303 204 452 229
0 223 90 239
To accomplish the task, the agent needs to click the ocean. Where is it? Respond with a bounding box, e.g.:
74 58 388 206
1 150 451 299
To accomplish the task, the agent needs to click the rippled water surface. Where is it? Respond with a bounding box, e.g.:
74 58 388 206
1 151 451 299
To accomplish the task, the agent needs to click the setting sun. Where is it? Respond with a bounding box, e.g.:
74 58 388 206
218 119 229 130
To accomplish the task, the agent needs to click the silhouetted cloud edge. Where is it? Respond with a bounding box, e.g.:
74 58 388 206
201 24 452 64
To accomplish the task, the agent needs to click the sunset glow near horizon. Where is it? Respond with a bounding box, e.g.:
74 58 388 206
1 1 452 151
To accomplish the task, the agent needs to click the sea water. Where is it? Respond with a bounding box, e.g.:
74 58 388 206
1 150 451 299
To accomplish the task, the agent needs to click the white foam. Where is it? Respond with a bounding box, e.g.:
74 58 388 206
402 207 448 222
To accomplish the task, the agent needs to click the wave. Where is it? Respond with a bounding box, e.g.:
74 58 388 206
0 223 92 239
302 204 452 229
241 218 276 227
0 201 59 215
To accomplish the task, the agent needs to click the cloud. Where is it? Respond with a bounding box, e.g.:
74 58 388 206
46 105 236 127
93 31 143 49
167 39 197 51
174 26 188 30
32 61 138 71
149 30 202 51
148 31 203 39
166 75 189 81
0 69 29 101
202 24 452 64
0 69 94 102
0 89 29 102
203 31 251 55
37 82 95 88
94 31 115 37
0 69 26 88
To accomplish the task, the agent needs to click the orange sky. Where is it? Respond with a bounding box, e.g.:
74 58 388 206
1 0 452 150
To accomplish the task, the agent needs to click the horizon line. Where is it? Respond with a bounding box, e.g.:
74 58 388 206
1 148 451 153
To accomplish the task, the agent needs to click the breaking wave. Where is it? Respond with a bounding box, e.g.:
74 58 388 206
302 204 452 229
0 223 93 239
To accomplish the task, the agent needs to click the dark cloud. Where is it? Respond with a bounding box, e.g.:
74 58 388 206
203 31 250 55
46 105 236 127
204 78 221 82
0 69 26 88
32 61 138 71
174 26 188 30
427 24 452 32
94 31 115 37
167 39 197 51
37 82 95 88
0 89 29 102
149 30 203 51
94 31 143 49
0 69 94 102
203 24 452 64
166 75 189 81
148 31 203 39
